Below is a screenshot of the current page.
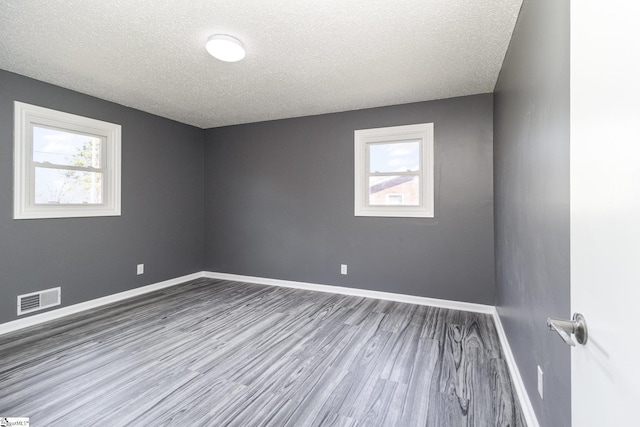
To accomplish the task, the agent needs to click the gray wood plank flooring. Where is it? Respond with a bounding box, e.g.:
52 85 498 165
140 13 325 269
0 279 526 426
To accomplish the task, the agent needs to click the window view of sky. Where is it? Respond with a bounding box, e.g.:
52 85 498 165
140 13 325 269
33 126 101 167
368 140 421 206
369 140 420 173
32 126 103 204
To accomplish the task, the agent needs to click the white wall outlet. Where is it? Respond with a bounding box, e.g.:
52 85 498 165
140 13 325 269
340 264 348 275
537 365 544 399
137 264 144 275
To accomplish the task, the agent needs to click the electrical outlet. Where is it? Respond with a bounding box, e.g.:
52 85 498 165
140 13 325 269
340 264 348 275
537 365 544 399
137 264 144 275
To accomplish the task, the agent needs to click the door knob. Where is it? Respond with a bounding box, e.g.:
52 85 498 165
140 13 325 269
546 313 588 346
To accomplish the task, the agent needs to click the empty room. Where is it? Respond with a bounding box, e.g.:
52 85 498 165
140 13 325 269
0 1 637 426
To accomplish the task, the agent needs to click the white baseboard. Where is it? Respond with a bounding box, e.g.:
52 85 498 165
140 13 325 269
205 271 536 425
0 269 538 427
492 309 540 427
203 271 494 314
0 272 204 336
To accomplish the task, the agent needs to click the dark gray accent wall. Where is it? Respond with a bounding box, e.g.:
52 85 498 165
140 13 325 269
0 69 205 325
493 0 570 425
204 94 495 304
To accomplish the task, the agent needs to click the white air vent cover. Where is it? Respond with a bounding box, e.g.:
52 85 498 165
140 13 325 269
17 287 61 315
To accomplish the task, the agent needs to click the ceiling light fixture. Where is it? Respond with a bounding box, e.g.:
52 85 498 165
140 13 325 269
205 34 245 62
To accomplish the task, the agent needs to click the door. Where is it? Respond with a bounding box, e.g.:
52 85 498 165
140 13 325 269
571 1 640 426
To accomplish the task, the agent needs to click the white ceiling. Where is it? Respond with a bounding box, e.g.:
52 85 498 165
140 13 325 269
0 0 523 129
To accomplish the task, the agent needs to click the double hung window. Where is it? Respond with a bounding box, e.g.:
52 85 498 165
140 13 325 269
14 102 121 219
354 123 434 217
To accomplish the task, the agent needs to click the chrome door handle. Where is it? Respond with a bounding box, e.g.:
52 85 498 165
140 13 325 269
546 313 588 346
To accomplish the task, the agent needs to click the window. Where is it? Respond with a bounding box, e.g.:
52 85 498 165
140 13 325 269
354 123 434 217
14 102 121 219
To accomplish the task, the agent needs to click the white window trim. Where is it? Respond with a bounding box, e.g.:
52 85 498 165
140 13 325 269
354 123 434 218
14 101 121 219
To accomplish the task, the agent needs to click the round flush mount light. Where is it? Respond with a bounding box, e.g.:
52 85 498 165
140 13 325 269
205 34 245 62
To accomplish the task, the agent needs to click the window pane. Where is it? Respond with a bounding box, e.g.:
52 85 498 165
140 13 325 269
369 140 420 173
35 167 103 204
386 194 404 205
33 126 102 168
369 175 419 206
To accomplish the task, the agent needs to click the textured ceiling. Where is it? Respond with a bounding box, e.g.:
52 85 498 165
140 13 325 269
0 0 522 129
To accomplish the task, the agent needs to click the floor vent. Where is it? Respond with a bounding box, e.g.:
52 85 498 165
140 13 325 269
18 287 61 315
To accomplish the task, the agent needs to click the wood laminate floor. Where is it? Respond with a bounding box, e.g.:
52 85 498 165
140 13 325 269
0 279 525 426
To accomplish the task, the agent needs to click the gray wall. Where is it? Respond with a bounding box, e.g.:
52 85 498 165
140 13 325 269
493 0 570 425
0 70 205 325
205 94 495 304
